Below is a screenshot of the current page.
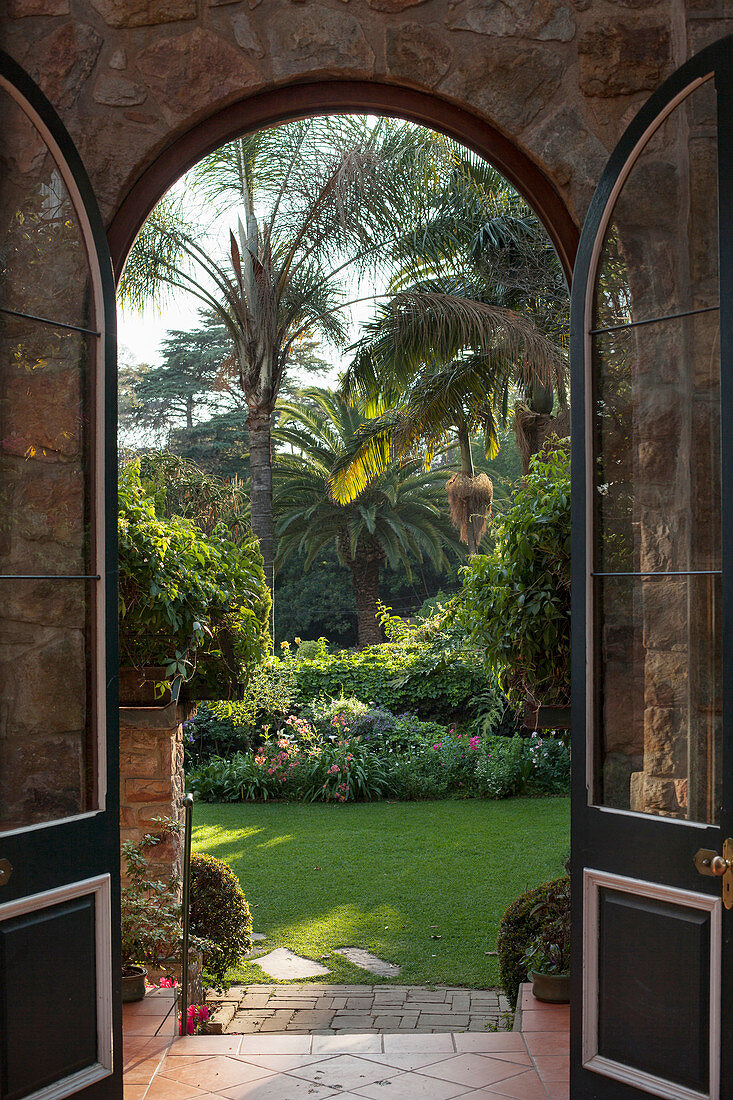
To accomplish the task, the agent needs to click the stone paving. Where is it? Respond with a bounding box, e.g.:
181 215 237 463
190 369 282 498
208 984 511 1035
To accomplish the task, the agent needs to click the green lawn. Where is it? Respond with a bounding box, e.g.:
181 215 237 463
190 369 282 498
192 797 569 989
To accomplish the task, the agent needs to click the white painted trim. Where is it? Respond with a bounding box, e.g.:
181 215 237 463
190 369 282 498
0 874 114 1100
583 868 721 1100
582 74 713 810
0 75 108 828
0 809 104 841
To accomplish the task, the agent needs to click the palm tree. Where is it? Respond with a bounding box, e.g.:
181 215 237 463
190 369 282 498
274 387 461 648
331 147 568 547
118 117 440 633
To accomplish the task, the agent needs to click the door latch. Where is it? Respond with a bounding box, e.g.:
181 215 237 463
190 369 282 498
0 859 12 886
695 839 733 908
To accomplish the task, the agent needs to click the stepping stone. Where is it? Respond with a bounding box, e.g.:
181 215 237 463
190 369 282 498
254 948 330 980
334 947 401 977
251 932 266 942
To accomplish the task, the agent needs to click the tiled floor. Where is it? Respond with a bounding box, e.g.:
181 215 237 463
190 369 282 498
123 985 569 1099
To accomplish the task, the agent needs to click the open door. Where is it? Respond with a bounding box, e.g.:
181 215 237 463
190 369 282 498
571 35 733 1100
0 52 122 1100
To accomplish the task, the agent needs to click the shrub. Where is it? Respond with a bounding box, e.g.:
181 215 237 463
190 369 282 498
476 734 570 799
496 875 570 1007
302 697 447 754
118 459 271 697
453 440 570 709
189 853 252 989
183 704 249 767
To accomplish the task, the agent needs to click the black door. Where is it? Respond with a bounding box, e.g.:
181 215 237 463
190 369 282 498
0 52 121 1100
571 35 733 1100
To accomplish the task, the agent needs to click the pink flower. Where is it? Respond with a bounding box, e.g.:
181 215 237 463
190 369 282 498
469 736 479 751
433 743 442 751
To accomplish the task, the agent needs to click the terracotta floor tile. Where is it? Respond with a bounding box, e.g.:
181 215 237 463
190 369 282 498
123 1086 148 1100
453 1034 526 1053
161 1055 274 1090
420 1054 528 1089
361 1054 455 1071
124 1016 171 1036
481 1053 533 1067
486 1069 548 1100
382 1034 455 1054
237 1035 312 1056
351 1071 467 1100
311 1034 382 1054
544 1082 570 1100
289 1053 399 1091
169 1038 242 1056
523 1033 569 1057
236 1055 324 1072
144 1077 212 1100
219 1075 342 1099
124 996 176 1017
519 1010 569 1032
124 1058 167 1084
531 1055 569 1081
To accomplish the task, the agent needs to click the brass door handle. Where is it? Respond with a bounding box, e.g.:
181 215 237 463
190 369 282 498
695 840 733 908
0 859 12 886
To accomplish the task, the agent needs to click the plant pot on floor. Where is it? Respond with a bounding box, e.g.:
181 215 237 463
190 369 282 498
121 965 148 1003
530 970 570 1004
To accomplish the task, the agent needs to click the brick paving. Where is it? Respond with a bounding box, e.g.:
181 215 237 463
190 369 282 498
208 984 511 1034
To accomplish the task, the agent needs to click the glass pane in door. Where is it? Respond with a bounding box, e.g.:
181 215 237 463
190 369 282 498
591 76 721 822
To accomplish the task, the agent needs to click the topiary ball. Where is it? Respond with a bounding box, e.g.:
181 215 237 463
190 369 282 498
496 874 570 1008
189 852 252 989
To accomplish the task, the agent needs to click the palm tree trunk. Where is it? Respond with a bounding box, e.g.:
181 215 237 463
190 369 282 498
457 422 479 556
348 548 384 649
248 405 275 640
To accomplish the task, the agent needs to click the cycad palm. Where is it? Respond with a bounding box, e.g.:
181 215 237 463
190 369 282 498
119 116 440 631
274 387 460 648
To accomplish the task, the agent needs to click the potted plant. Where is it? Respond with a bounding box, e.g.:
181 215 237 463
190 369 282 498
120 821 182 1002
521 877 570 1004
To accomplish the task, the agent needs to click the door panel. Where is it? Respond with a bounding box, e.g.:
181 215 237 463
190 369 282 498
0 50 121 1100
571 35 733 1099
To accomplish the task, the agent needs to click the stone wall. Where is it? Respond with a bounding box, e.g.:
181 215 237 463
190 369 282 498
3 1 731 245
119 701 194 887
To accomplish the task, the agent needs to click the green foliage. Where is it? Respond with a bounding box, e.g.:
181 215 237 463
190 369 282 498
183 704 248 767
136 452 250 543
497 874 570 1006
303 696 447 754
290 622 495 726
521 878 571 976
189 852 252 990
299 737 391 803
453 440 570 708
477 734 570 799
120 821 181 968
118 458 271 695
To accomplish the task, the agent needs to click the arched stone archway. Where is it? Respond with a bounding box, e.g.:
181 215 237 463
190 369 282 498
4 0 716 275
107 79 580 281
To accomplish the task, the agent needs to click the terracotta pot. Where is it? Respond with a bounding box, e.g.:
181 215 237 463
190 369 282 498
530 970 570 1004
121 964 148 1003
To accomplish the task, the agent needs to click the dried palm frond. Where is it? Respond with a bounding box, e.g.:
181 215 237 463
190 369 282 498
446 471 493 550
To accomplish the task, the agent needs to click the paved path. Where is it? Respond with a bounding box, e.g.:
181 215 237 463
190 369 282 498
209 984 511 1034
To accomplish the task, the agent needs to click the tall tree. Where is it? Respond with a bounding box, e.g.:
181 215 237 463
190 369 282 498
332 148 568 547
118 312 235 448
119 117 440 633
274 387 462 648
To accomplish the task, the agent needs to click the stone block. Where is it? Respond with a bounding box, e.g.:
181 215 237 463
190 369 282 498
125 778 176 803
643 706 687 777
90 0 196 26
33 22 102 110
385 23 451 88
579 20 671 97
8 0 69 16
137 28 259 121
94 73 146 106
445 0 575 40
267 5 374 78
644 649 688 707
630 771 682 814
